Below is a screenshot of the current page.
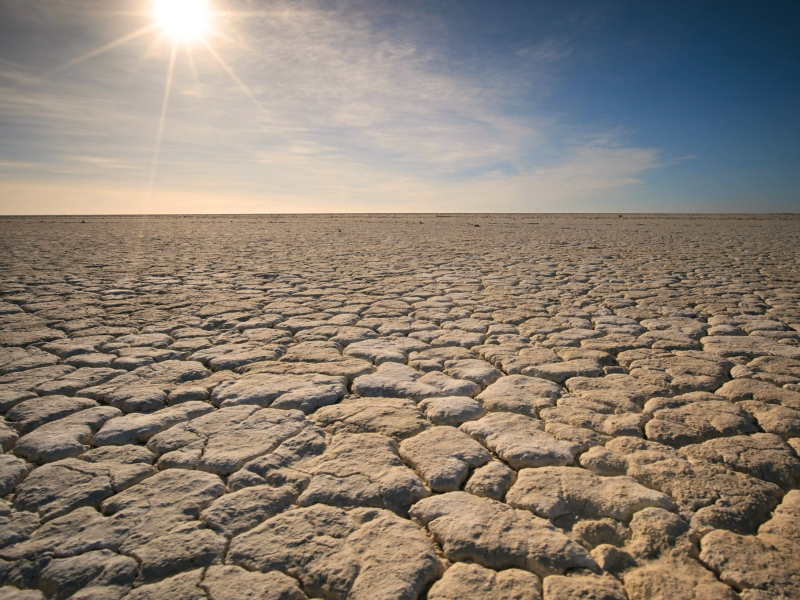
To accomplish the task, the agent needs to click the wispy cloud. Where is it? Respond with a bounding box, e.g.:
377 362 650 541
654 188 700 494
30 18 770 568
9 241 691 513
0 160 47 169
0 142 662 213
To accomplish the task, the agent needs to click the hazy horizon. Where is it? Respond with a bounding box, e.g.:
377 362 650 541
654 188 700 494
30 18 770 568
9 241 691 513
1 0 798 215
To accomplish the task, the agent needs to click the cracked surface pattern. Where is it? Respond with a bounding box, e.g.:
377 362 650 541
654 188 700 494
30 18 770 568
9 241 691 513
1 214 800 599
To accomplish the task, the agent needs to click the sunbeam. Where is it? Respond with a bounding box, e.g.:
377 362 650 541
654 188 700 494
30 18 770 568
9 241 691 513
146 40 179 202
199 36 267 116
184 42 203 100
48 23 159 75
118 29 168 90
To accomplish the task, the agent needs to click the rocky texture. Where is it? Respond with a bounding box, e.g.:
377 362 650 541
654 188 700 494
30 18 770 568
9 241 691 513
738 400 800 440
202 565 308 600
344 338 425 365
228 504 443 599
731 355 800 386
119 570 205 600
643 392 758 447
0 455 31 496
717 377 800 409
311 397 429 439
625 507 691 559
626 352 732 393
543 573 627 600
6 396 98 434
210 373 346 413
623 557 740 600
464 460 517 501
13 457 155 521
200 484 299 538
461 412 581 469
353 362 480 399
410 492 595 577
705 537 799 598
13 406 122 463
34 367 125 397
683 433 800 489
565 374 668 412
428 563 542 600
0 587 44 600
540 402 647 437
146 406 311 476
38 549 137 599
443 359 502 387
295 432 431 514
580 437 783 534
506 466 675 521
1 469 225 564
1 214 799 598
418 395 485 426
398 426 491 492
92 401 214 446
475 374 560 416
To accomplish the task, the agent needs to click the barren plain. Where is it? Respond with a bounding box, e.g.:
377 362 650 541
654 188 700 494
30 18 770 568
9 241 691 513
1 214 800 600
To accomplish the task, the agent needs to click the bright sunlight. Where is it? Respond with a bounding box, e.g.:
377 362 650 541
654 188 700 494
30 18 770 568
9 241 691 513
153 0 211 41
50 0 263 201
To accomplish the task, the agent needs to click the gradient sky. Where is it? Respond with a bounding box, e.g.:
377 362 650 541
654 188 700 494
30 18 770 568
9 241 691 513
0 0 798 214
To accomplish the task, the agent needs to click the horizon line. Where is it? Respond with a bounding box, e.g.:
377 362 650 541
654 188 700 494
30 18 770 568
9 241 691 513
1 212 799 218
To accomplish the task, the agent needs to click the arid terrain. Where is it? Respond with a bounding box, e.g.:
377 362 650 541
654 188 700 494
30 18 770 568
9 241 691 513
1 214 799 600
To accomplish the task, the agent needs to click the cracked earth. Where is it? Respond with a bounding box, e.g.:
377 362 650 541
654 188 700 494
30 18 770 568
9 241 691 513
1 214 800 600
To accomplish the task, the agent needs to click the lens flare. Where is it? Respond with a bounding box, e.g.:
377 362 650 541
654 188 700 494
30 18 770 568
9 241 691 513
154 0 210 41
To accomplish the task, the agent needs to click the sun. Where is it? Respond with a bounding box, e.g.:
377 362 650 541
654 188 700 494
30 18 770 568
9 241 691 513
153 0 211 41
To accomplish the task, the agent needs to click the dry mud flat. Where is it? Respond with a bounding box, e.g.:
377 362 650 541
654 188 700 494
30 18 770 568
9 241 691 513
0 213 799 599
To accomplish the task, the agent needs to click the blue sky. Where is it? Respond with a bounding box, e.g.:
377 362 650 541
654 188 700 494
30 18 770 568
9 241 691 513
0 0 798 213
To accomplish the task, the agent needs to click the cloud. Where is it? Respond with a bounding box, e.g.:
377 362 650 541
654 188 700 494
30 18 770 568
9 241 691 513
0 142 662 214
0 0 666 213
209 3 544 172
513 145 660 197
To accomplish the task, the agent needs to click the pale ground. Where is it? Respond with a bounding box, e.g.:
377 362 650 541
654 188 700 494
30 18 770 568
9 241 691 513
1 214 800 599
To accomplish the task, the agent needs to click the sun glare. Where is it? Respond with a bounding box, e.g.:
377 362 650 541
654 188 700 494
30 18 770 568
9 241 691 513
154 0 210 41
54 0 264 201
